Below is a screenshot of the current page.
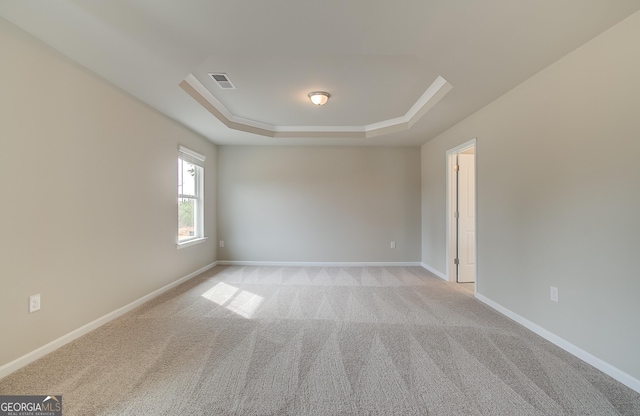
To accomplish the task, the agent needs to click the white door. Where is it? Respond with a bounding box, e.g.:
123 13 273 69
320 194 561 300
457 153 475 283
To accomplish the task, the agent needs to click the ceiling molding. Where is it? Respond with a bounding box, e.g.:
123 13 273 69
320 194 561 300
179 74 452 139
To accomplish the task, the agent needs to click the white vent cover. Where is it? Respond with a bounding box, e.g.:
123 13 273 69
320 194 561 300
209 73 236 89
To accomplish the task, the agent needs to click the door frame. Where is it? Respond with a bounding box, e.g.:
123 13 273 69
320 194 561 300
446 138 477 291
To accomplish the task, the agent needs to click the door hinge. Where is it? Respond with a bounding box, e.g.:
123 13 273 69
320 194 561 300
454 165 460 172
454 258 460 265
454 211 459 218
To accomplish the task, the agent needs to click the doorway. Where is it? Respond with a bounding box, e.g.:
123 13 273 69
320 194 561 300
447 139 477 295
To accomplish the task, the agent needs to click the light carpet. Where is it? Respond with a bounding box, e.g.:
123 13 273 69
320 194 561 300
1 266 639 415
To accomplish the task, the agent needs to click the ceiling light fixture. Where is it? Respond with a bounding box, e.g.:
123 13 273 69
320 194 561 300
308 91 330 106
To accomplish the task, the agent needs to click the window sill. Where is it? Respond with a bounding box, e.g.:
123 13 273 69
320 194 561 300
177 237 208 249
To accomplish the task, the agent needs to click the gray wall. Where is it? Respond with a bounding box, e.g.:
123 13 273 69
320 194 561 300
421 11 640 380
0 20 217 367
218 146 421 263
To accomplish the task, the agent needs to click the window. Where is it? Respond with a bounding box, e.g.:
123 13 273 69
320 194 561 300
178 146 205 246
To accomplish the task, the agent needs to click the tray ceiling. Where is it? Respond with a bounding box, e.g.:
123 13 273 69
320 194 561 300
2 1 639 145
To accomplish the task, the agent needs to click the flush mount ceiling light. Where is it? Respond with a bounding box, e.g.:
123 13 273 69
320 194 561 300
308 91 330 106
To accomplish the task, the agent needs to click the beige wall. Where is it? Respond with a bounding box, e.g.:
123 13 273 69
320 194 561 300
0 19 217 367
218 146 421 263
422 11 640 380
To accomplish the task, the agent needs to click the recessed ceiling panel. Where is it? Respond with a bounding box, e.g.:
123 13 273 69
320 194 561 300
180 55 451 138
191 55 439 127
181 68 452 138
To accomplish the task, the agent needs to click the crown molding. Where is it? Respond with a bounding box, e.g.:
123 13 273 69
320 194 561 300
179 74 452 139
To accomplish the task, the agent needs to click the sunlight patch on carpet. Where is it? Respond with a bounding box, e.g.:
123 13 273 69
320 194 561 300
201 282 264 318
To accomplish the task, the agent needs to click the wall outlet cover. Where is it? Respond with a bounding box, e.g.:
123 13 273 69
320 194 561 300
29 294 41 313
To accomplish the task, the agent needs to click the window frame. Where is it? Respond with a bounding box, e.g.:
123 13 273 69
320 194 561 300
177 145 207 248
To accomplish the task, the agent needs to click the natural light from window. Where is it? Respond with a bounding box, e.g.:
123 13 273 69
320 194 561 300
201 282 264 319
178 159 197 241
178 146 205 245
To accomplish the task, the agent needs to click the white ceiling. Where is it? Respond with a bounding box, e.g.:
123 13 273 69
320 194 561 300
2 1 640 146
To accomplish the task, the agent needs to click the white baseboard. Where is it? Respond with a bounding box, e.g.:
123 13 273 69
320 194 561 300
476 293 640 394
217 261 421 267
421 262 447 280
0 262 217 380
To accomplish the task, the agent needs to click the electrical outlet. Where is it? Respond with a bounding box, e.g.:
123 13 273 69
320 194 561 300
550 286 559 302
390 241 396 249
29 294 41 313
219 240 224 248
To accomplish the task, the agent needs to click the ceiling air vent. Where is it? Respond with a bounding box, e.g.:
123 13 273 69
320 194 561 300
209 73 236 89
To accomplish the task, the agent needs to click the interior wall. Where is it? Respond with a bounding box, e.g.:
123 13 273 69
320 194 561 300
218 146 421 263
421 11 640 381
0 19 217 367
